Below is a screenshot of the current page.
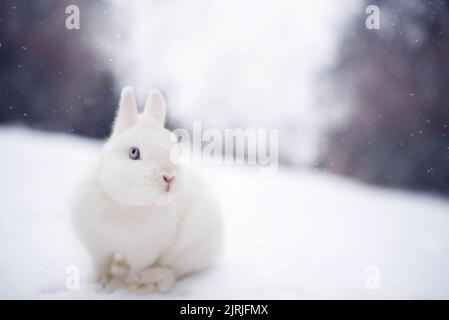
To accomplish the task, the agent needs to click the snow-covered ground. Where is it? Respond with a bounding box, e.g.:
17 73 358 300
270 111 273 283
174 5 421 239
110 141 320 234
1 127 449 299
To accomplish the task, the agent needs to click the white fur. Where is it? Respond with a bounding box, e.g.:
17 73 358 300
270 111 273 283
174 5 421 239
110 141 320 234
71 87 223 292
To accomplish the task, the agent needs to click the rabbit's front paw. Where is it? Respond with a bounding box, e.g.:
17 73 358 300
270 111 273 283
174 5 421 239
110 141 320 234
92 273 111 285
127 266 176 293
110 253 129 279
90 264 112 285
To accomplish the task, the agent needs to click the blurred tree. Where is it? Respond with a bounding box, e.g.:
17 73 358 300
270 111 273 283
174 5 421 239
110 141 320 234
0 0 116 137
321 0 449 195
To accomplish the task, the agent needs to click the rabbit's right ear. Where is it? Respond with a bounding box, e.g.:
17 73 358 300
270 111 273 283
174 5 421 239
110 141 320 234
112 87 138 134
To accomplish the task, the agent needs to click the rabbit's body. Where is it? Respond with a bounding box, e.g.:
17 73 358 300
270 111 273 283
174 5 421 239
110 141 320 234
71 88 222 292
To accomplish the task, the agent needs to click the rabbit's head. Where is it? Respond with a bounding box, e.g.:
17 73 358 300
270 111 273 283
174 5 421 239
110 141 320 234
97 87 182 207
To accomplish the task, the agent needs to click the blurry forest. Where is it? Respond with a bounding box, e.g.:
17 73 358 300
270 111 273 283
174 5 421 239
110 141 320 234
0 0 116 137
321 0 449 196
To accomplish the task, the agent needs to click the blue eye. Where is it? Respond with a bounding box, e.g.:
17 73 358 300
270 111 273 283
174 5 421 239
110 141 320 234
129 147 140 160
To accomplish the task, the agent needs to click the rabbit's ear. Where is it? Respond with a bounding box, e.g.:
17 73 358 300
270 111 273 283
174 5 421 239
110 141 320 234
144 89 166 125
113 87 138 134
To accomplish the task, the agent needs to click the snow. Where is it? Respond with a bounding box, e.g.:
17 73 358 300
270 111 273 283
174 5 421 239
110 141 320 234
1 127 449 299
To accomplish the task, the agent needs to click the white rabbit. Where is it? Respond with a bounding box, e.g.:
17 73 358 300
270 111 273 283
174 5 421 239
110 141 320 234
71 87 223 293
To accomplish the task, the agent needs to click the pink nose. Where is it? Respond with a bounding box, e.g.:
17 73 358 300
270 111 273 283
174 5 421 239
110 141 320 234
163 175 174 184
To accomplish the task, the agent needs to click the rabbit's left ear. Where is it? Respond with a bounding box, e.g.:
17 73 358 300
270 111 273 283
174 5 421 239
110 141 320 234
144 89 166 125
